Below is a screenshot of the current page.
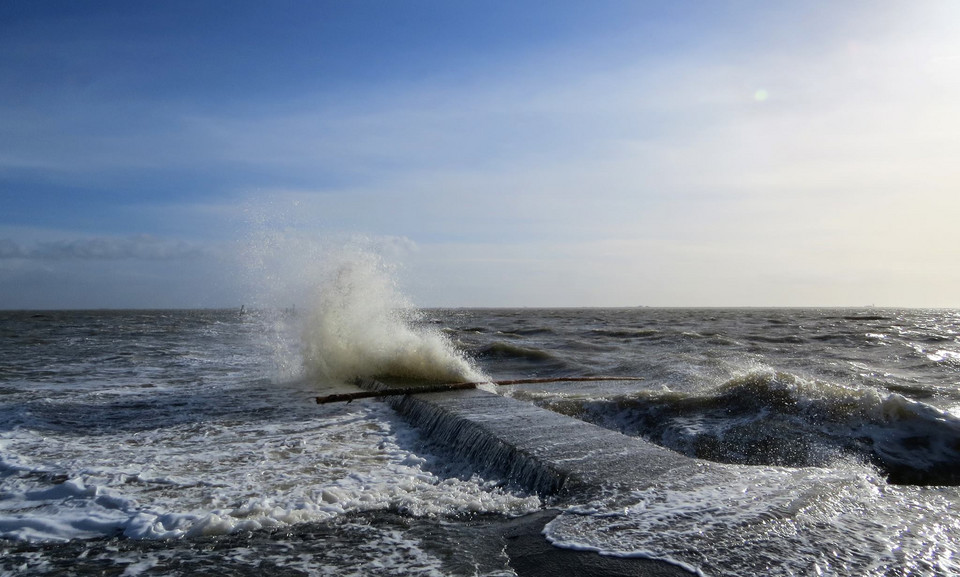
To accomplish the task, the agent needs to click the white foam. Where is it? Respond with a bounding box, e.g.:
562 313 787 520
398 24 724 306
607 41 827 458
0 400 538 544
300 252 485 384
927 348 960 363
545 462 960 577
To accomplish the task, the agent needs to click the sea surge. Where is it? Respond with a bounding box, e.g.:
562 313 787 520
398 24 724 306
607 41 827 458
299 253 484 385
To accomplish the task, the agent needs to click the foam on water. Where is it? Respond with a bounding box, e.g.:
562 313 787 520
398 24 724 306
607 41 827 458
545 461 960 576
0 296 526 547
6 302 960 575
0 397 539 543
0 242 507 546
2 516 462 577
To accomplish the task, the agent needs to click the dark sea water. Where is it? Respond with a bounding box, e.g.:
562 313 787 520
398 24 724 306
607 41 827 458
2 307 959 576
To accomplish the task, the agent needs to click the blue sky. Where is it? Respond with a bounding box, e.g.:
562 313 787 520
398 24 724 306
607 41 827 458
2 1 959 308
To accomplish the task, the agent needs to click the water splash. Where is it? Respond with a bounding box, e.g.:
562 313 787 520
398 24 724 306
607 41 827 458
237 196 481 385
300 252 485 385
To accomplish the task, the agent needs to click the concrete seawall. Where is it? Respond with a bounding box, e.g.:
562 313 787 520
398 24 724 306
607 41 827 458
359 378 707 576
361 378 708 497
360 380 712 495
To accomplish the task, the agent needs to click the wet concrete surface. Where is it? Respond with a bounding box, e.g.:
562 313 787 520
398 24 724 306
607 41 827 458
360 379 709 575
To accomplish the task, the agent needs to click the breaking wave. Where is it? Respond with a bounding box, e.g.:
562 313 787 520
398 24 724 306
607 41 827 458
516 369 960 485
300 254 484 385
476 342 558 362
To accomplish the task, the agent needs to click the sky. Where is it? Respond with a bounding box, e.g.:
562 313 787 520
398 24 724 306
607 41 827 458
1 0 959 309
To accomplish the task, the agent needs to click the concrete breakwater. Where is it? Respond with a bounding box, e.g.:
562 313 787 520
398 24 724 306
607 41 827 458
358 378 710 498
358 378 707 576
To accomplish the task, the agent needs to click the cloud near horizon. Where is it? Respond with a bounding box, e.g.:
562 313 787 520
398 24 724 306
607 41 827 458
0 235 206 261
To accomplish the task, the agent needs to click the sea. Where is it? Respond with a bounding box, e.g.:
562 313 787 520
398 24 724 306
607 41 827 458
2 298 960 574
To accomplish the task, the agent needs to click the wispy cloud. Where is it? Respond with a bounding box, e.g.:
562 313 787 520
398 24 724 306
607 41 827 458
0 235 205 261
2 1 959 307
0 239 24 259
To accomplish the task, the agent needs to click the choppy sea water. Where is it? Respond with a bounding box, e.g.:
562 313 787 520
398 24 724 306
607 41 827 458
2 307 960 576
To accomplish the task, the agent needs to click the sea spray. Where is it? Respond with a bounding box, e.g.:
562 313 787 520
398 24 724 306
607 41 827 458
237 198 466 384
300 253 485 385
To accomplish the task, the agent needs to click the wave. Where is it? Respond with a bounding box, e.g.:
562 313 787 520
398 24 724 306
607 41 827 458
521 370 960 485
498 327 556 337
841 315 892 322
476 342 558 362
472 341 582 377
455 327 490 334
300 255 484 385
744 334 806 344
588 328 662 339
809 333 858 343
